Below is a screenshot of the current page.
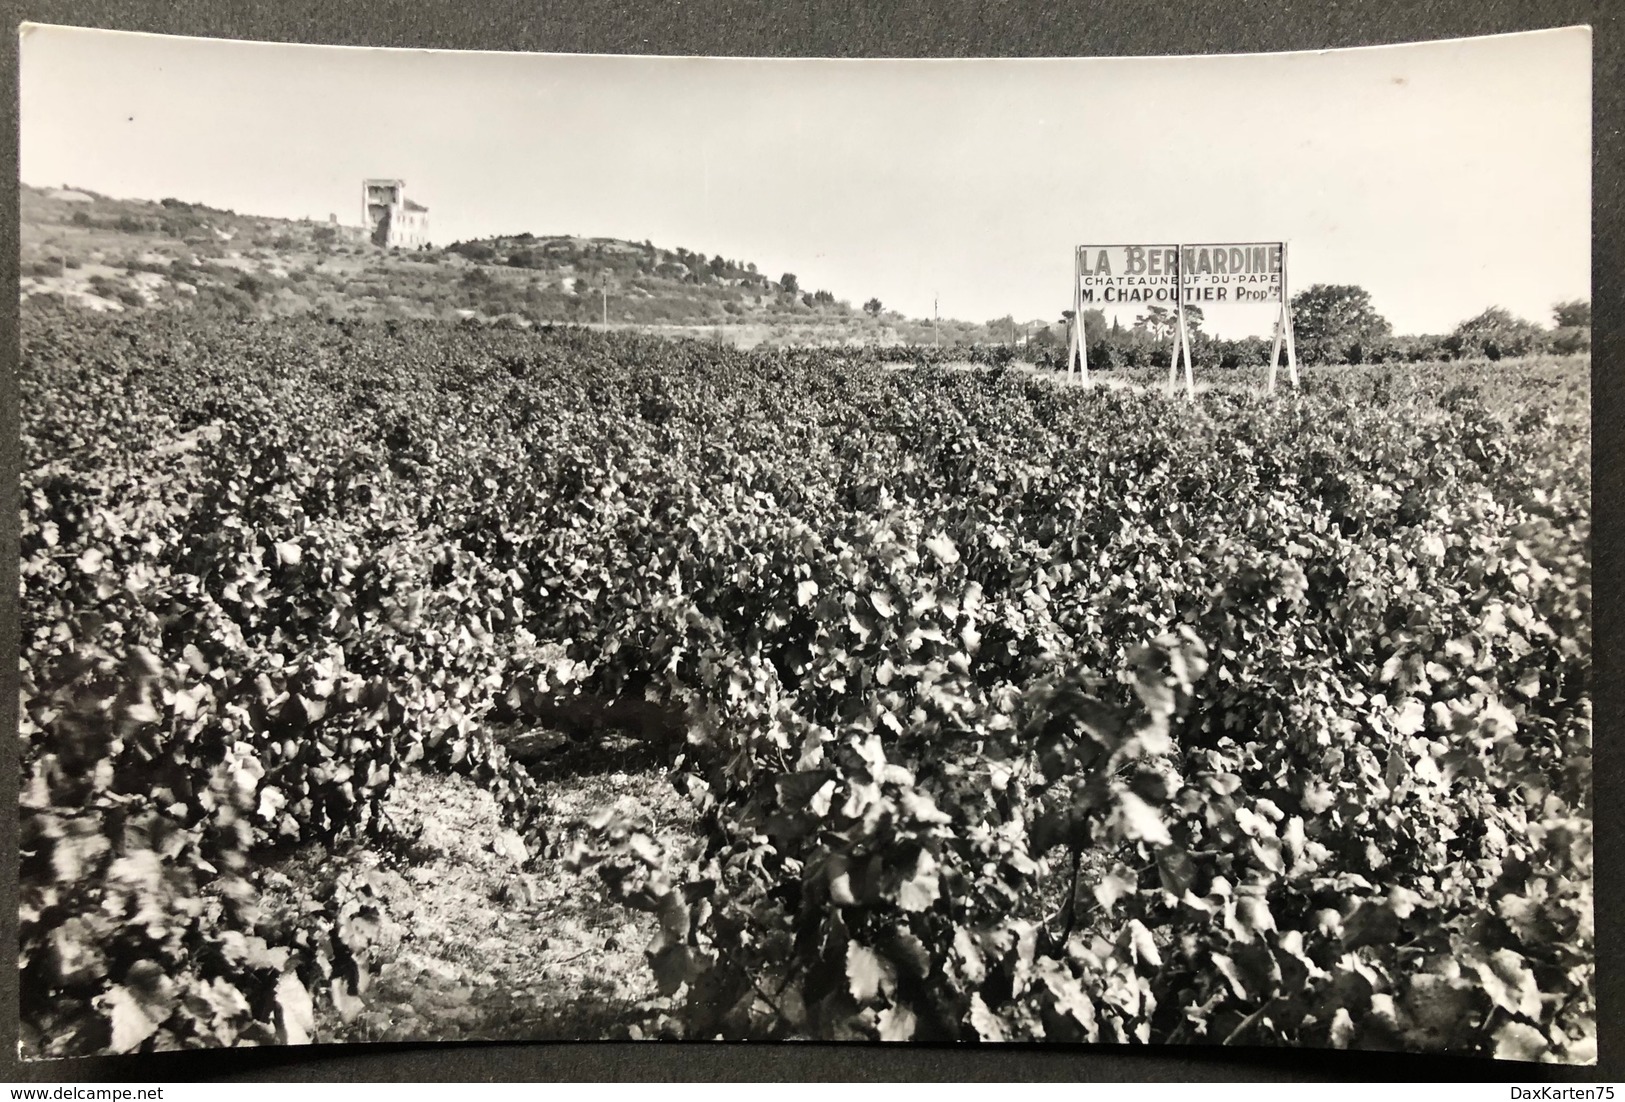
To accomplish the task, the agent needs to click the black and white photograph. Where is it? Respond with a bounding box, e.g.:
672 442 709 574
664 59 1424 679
15 22 1593 1064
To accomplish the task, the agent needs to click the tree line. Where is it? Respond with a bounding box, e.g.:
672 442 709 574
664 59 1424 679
1051 286 1590 370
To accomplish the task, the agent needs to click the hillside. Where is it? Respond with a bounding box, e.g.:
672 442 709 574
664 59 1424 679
18 185 1049 348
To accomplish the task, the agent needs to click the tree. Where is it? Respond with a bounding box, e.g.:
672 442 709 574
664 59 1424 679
1549 299 1591 355
864 297 883 316
985 315 1017 343
1552 299 1590 328
1055 309 1111 370
1447 307 1543 361
779 273 799 295
1289 284 1392 365
1134 306 1175 341
1081 308 1107 348
1029 325 1062 351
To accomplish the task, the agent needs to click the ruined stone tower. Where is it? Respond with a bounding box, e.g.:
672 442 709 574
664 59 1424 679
361 179 429 248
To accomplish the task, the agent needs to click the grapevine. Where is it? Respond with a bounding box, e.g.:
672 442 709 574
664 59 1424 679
19 307 1591 1061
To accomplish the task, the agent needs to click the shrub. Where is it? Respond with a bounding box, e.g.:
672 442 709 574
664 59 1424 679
1447 307 1544 361
1552 300 1590 328
1217 335 1271 369
1549 326 1591 355
1288 284 1393 365
1087 338 1124 370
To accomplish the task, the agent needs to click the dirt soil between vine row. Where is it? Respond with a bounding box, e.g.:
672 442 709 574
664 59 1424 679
265 733 697 1043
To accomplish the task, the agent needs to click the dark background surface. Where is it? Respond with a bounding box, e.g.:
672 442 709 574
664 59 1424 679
0 0 1616 1083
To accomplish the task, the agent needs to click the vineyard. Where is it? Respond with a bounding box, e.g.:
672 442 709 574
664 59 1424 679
17 308 1592 1061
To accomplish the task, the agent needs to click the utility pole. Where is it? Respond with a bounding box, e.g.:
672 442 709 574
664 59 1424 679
934 294 939 350
601 286 608 328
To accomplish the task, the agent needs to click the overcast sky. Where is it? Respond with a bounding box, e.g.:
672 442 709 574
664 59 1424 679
20 24 1590 336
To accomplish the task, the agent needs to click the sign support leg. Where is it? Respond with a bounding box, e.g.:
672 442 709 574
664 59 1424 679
1079 315 1090 387
1070 248 1090 386
1268 304 1284 394
1174 285 1195 401
1167 321 1181 397
1179 314 1195 399
1282 301 1299 388
1068 250 1079 381
1172 244 1194 400
1277 242 1298 389
1168 246 1181 398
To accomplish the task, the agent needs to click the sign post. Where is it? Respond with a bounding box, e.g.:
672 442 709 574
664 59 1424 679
1266 243 1299 393
1169 244 1195 400
1068 246 1089 385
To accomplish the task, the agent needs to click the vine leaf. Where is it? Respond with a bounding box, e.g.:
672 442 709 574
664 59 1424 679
1114 791 1172 846
968 993 1007 1041
102 984 165 1054
846 943 895 1003
1329 1007 1357 1049
877 1004 917 1041
1492 1020 1551 1063
1093 866 1137 912
895 849 940 912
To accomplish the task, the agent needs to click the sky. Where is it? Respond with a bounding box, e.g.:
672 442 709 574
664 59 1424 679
19 24 1591 337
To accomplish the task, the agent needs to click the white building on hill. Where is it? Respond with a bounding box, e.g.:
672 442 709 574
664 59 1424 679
361 178 429 248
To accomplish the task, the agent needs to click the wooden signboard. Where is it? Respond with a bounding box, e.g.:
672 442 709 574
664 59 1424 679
1068 244 1178 388
1069 241 1298 396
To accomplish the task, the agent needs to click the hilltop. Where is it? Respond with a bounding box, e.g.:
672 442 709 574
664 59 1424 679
18 185 1052 348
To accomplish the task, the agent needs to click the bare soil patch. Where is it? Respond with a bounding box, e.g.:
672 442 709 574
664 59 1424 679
265 733 697 1043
